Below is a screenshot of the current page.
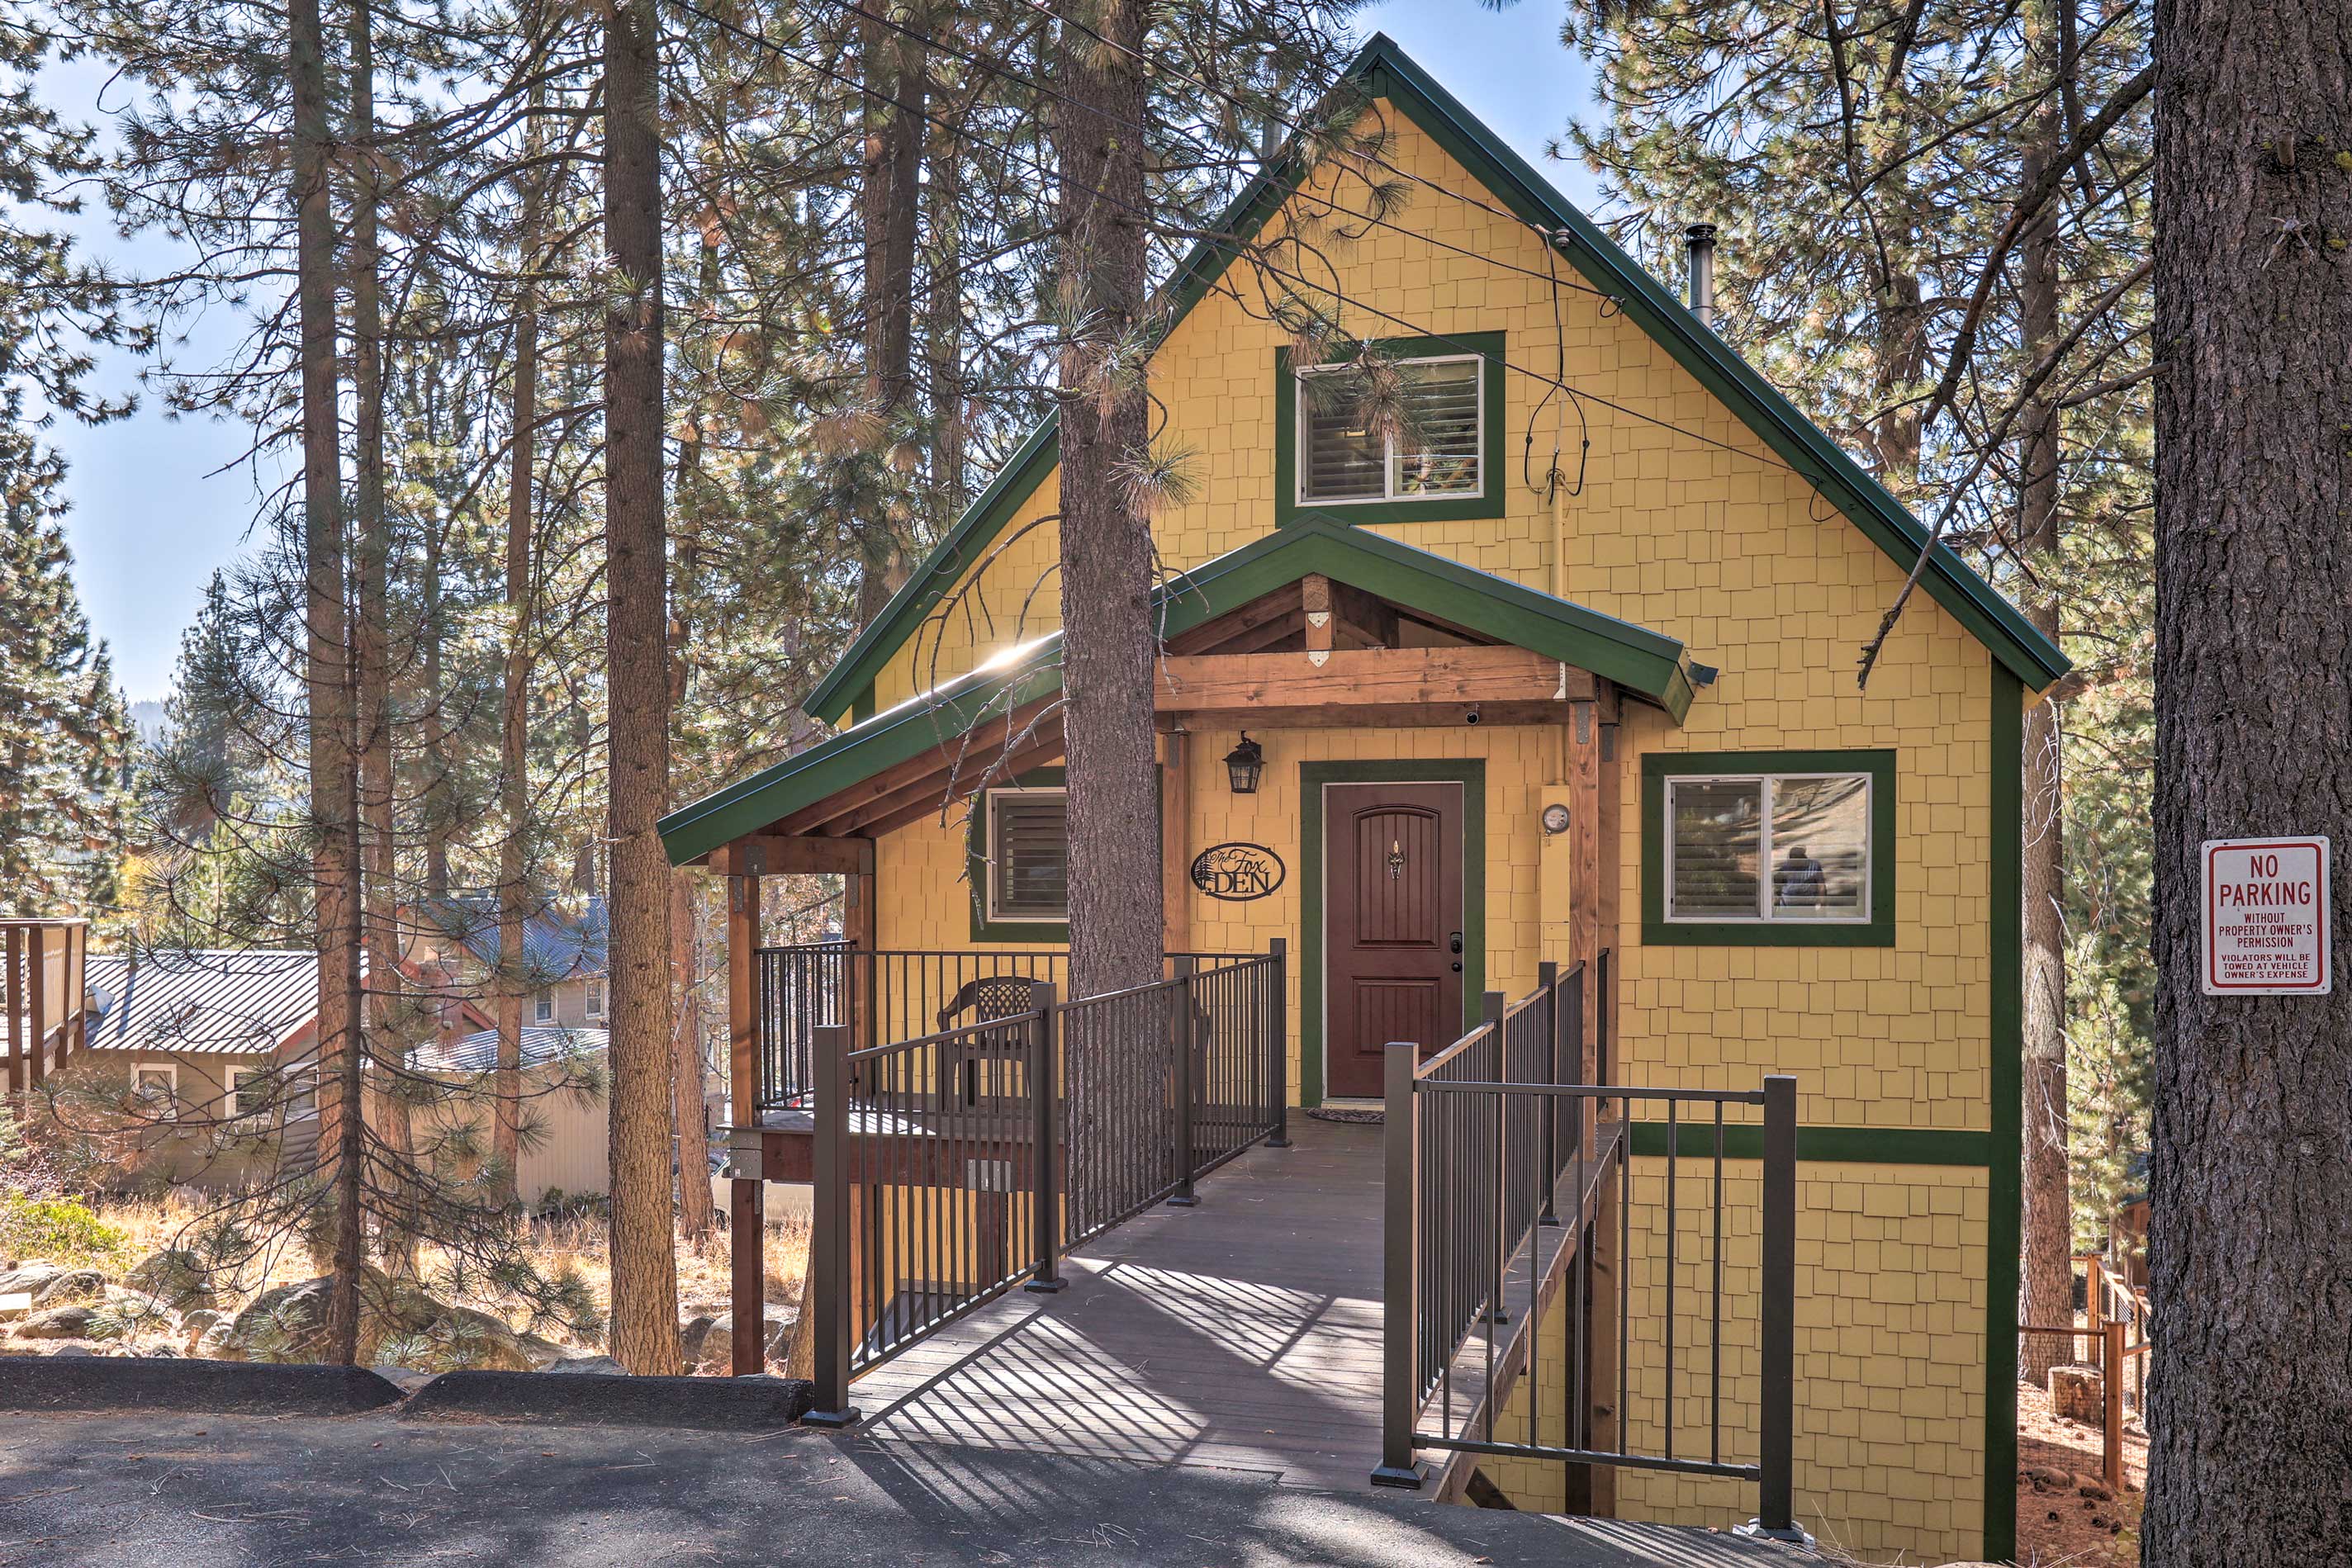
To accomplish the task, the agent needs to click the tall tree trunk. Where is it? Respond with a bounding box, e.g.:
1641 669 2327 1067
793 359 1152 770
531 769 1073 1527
2144 0 2352 1560
292 0 365 1367
1053 0 1163 1008
925 102 967 520
421 502 451 902
348 0 415 1274
494 268 538 1206
2015 58 2072 1387
855 2 926 628
601 0 681 1374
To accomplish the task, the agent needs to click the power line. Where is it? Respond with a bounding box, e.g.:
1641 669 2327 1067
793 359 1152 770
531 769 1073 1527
670 0 1820 482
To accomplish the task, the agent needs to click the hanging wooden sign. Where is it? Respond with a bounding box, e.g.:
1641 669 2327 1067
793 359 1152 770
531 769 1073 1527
1189 843 1287 902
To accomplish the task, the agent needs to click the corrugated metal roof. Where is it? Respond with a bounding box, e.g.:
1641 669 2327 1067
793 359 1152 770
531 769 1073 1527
415 897 609 986
83 950 323 1057
410 1026 610 1074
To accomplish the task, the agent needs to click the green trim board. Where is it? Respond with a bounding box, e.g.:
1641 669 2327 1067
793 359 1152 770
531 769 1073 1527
660 519 1691 865
1297 758 1486 1107
1638 750 1897 948
965 766 1071 943
1629 1121 1991 1166
794 33 2068 728
1273 333 1507 528
1983 667 2023 1561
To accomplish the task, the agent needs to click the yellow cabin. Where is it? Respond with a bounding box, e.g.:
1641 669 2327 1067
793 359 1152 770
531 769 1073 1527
662 35 2064 1566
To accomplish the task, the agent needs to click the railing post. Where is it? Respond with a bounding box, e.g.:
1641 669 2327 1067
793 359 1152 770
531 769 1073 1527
1025 983 1068 1293
1265 938 1291 1148
803 1022 860 1427
1538 961 1561 1226
1167 956 1199 1206
1754 1073 1800 1538
1483 990 1509 1325
1567 965 1586 1163
2103 1318 2126 1493
26 926 46 1089
1372 1040 1424 1490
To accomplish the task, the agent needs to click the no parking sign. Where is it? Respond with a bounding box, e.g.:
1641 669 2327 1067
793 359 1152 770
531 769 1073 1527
2203 836 2332 996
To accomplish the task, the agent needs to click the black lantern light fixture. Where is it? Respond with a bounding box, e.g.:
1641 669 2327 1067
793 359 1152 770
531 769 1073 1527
1223 733 1264 795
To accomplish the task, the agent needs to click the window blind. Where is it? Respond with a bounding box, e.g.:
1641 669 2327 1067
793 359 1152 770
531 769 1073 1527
990 791 1069 920
1297 354 1482 504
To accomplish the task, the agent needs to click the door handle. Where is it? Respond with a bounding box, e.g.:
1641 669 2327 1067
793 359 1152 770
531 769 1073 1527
1449 931 1463 972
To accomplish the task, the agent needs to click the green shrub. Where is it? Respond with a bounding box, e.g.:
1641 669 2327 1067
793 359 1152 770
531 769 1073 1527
0 1194 130 1268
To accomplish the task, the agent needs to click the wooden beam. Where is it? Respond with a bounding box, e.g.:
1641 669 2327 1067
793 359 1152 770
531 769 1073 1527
726 874 761 1121
1162 731 1192 954
851 733 1068 841
1166 581 1303 655
1159 700 1587 731
771 694 1058 837
1156 645 1595 715
1302 574 1335 661
712 834 873 877
1329 580 1399 648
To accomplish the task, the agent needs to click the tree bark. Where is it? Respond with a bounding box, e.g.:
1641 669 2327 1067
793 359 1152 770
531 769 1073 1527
601 0 681 1374
1053 0 1162 1005
2144 0 2352 1560
292 0 365 1367
854 2 927 629
494 260 538 1207
2015 50 2073 1387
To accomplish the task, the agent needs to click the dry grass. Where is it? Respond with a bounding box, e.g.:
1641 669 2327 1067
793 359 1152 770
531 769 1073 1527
59 1194 811 1360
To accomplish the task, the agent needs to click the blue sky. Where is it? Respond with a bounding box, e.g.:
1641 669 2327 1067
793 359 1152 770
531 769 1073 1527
45 0 1601 704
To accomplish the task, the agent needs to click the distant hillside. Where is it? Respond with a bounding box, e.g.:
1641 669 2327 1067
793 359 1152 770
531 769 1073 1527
128 699 172 750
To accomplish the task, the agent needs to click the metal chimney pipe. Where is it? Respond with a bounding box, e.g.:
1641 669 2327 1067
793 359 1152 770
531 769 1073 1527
1686 223 1718 328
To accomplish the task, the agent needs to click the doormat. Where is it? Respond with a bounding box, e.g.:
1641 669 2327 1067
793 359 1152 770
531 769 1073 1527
1306 1107 1383 1125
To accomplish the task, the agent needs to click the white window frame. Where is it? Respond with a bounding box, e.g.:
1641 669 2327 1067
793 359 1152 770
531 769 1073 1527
984 786 1070 925
1662 770 1875 926
133 1062 180 1120
585 978 605 1021
533 988 555 1024
225 1065 271 1125
1292 352 1487 509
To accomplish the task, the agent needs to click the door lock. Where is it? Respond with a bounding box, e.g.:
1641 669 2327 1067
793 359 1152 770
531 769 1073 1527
1449 931 1463 970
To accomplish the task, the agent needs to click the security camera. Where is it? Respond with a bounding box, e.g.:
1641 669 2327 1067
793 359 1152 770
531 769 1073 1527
1464 706 1482 725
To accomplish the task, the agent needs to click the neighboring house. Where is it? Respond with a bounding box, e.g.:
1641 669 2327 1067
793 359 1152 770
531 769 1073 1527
409 897 610 1032
408 1025 612 1201
72 949 492 1190
659 36 2065 1565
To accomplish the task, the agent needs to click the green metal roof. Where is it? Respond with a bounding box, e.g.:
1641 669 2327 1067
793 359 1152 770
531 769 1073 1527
799 33 2068 727
660 519 1691 865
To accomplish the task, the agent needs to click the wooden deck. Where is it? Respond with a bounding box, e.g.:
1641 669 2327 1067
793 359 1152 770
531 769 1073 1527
844 1116 1602 1493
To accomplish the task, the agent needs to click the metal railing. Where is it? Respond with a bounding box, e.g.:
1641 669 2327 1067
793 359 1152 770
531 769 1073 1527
752 943 1265 1112
3 919 91 1096
1376 960 1798 1540
804 945 1288 1424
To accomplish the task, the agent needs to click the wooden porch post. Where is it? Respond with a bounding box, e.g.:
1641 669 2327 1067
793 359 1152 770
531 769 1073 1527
1162 730 1191 956
846 865 875 1049
5 925 22 1096
26 925 46 1090
1584 699 1625 1518
727 871 764 1376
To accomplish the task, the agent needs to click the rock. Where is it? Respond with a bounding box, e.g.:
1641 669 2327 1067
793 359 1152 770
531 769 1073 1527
678 1314 716 1366
0 1263 66 1299
2075 1476 2115 1501
31 1269 105 1309
127 1248 217 1312
424 1305 534 1372
228 1269 439 1362
47 1343 94 1357
182 1307 225 1351
2048 1362 2104 1424
195 1317 243 1361
374 1365 435 1395
2022 1464 2071 1489
516 1332 571 1371
764 1316 795 1362
543 1353 626 1375
17 1304 101 1339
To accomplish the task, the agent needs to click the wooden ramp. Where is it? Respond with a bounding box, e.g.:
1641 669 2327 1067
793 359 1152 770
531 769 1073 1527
845 1116 1607 1493
846 1117 1390 1488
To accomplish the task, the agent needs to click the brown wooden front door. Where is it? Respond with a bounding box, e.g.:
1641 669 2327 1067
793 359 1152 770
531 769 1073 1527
1323 782 1466 1099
